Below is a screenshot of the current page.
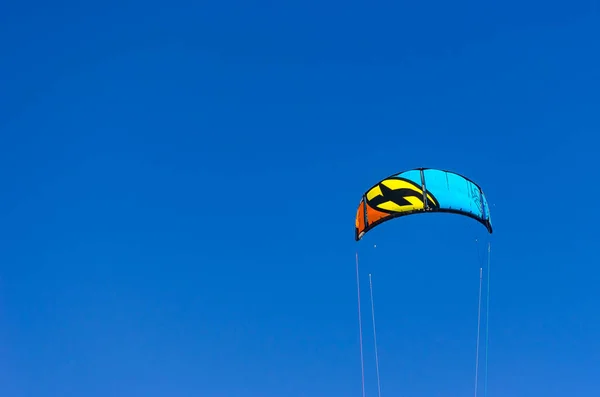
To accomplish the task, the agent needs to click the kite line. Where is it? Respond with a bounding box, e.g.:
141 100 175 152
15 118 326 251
483 242 491 397
474 267 483 397
369 273 382 397
355 252 366 397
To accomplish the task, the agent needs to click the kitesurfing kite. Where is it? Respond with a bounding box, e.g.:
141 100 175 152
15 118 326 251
352 167 494 397
354 167 493 240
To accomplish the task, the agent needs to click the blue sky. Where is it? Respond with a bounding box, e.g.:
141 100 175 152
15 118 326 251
1 1 599 396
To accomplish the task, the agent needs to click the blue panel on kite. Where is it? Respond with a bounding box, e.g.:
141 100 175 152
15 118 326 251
422 169 483 218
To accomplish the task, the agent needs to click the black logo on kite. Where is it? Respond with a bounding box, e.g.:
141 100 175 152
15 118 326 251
469 183 484 214
366 177 439 214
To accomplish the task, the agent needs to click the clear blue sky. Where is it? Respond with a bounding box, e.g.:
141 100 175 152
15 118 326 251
1 2 599 396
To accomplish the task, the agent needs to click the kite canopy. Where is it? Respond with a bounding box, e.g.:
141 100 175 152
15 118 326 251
355 168 493 241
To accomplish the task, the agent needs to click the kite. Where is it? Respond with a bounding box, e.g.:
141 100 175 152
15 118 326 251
352 167 494 397
354 167 493 240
